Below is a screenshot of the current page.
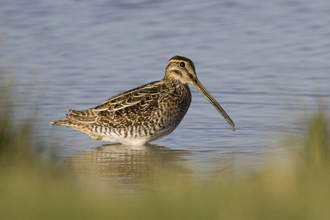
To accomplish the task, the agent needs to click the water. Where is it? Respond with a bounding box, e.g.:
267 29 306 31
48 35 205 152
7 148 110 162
1 0 330 185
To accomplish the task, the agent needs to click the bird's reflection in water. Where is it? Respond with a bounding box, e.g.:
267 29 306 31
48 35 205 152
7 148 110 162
66 144 192 186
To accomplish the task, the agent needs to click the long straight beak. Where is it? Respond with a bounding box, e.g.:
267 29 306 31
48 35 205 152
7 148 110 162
191 78 235 131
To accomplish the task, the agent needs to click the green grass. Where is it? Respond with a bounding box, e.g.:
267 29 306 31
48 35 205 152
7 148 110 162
1 72 330 219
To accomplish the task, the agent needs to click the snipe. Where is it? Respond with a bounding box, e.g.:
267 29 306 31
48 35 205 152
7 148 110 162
51 55 235 145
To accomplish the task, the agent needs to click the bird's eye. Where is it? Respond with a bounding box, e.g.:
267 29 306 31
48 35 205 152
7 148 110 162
180 62 185 67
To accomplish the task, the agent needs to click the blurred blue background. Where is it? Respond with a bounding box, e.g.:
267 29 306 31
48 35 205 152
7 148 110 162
1 0 329 176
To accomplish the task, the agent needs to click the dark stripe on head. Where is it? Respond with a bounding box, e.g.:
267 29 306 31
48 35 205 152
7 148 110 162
173 69 182 76
169 55 195 72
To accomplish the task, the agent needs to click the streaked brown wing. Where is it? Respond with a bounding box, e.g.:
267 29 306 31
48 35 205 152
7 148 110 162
66 81 165 126
93 81 162 112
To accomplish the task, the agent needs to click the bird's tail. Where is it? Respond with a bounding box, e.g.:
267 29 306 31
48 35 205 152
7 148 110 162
50 120 66 126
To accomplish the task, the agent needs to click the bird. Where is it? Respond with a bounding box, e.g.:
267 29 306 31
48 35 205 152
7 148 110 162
51 55 235 145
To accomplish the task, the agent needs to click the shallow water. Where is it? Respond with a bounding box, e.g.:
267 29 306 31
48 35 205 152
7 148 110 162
1 0 330 184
